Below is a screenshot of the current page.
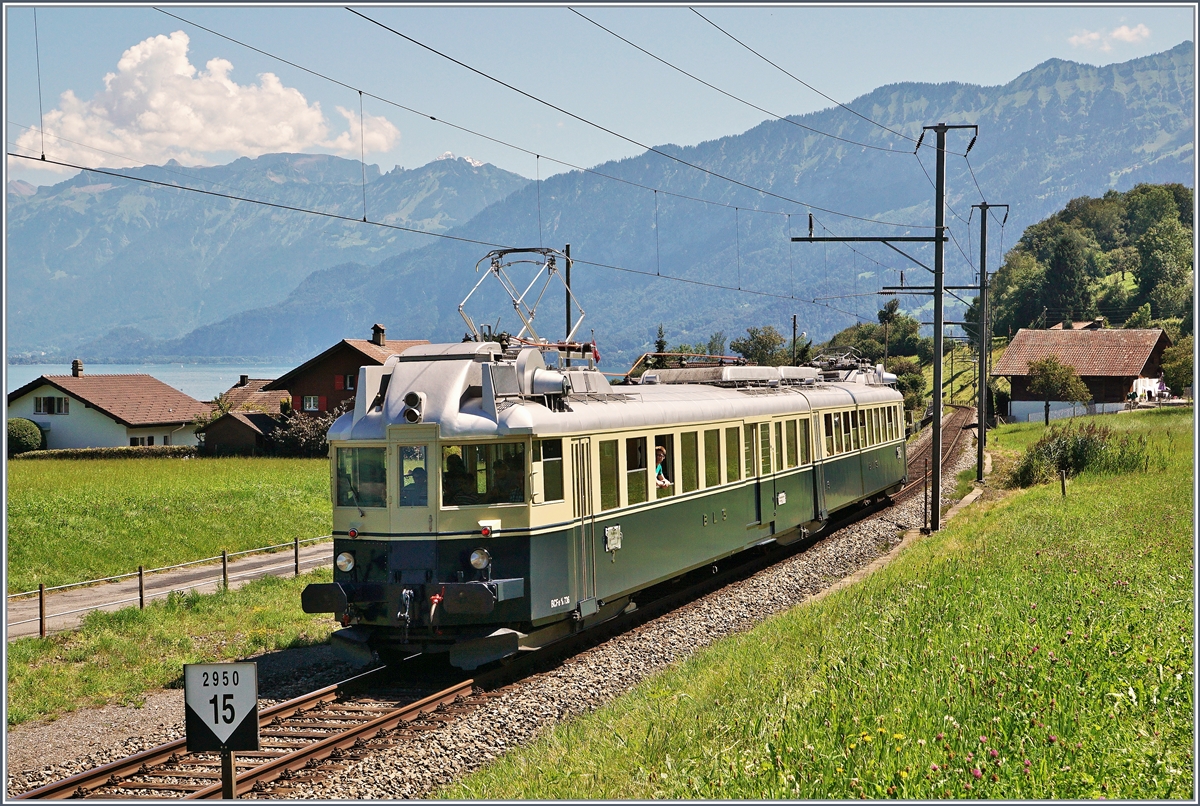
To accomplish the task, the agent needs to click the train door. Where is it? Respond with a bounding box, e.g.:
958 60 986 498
570 437 597 613
757 422 777 530
393 443 436 535
743 423 761 525
812 414 829 521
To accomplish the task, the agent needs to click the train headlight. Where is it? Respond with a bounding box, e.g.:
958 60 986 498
469 548 491 570
336 552 356 572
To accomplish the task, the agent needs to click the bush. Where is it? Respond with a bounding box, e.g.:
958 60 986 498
1006 421 1163 487
7 418 43 456
13 445 197 460
887 357 920 377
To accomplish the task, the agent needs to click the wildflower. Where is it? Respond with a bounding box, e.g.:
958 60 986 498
849 743 856 750
1023 759 1031 767
893 733 905 740
971 768 983 779
878 728 887 734
990 773 999 782
918 739 926 747
930 764 940 772
936 732 944 741
837 767 844 773
964 782 973 790
979 736 987 744
966 752 974 761
1048 735 1057 744
864 736 873 743
900 771 908 779
989 748 999 758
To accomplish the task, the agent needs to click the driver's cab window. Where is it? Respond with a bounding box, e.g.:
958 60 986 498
336 447 387 508
399 446 428 507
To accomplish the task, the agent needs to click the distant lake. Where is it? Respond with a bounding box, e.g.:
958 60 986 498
6 363 297 402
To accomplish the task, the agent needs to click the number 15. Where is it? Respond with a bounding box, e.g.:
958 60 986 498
209 693 235 724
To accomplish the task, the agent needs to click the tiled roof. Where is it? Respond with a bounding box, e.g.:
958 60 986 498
7 374 213 426
200 411 281 437
221 379 290 412
992 328 1170 378
263 338 427 391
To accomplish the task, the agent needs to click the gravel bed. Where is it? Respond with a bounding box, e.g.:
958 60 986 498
7 433 977 801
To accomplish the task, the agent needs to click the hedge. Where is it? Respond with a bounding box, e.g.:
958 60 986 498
7 418 44 456
12 445 198 460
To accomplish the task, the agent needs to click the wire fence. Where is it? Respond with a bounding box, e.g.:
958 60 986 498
7 535 332 638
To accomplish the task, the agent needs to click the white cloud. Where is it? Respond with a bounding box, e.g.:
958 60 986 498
1110 24 1150 43
1068 23 1151 52
9 31 399 173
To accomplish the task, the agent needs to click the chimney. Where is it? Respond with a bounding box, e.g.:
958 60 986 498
371 323 386 346
239 374 249 386
71 359 84 377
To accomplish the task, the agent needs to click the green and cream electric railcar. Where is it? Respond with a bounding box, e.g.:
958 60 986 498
302 342 907 669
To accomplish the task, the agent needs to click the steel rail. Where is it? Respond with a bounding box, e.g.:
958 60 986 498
11 667 388 800
895 405 974 502
184 680 475 799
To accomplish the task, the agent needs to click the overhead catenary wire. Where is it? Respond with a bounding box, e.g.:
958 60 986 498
8 150 867 322
151 7 891 228
690 7 965 157
345 6 931 230
33 8 45 159
571 7 908 154
359 90 367 221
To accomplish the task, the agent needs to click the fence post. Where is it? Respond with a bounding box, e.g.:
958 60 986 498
294 535 300 577
39 583 46 638
923 458 929 533
139 565 145 609
222 550 229 591
1060 470 1067 497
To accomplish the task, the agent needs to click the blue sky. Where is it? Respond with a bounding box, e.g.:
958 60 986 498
4 4 1195 187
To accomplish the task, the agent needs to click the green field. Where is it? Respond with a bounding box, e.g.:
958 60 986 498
7 569 338 726
444 409 1193 799
6 457 330 593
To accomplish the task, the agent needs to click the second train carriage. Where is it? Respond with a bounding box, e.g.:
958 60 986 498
302 340 908 669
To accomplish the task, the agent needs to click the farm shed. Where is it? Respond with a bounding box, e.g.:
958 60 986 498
991 327 1171 421
219 375 290 414
199 411 281 455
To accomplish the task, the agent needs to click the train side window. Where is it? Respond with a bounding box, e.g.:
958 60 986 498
599 440 620 511
655 434 675 499
824 413 835 456
725 427 741 482
773 422 783 472
785 420 798 467
886 406 895 441
704 429 721 487
842 410 854 452
627 437 648 505
535 438 564 503
441 442 526 506
799 418 812 465
832 412 843 455
681 432 699 493
857 410 868 449
870 409 879 445
760 423 772 475
744 425 757 477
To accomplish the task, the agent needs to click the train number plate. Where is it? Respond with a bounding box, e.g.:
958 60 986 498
550 595 571 608
604 525 622 552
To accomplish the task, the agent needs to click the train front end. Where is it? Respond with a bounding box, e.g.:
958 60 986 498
301 341 570 670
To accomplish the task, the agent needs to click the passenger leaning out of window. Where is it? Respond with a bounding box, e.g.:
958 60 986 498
654 445 672 489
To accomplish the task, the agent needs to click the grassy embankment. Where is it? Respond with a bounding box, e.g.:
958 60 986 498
6 457 330 593
444 408 1193 799
7 570 338 726
919 342 1005 407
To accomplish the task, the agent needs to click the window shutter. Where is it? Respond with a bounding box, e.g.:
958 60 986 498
334 374 344 390
318 396 327 411
292 395 301 411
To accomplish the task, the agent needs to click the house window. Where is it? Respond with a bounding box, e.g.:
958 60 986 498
130 437 146 446
147 436 154 446
35 396 69 414
303 395 320 412
345 375 356 391
164 434 171 446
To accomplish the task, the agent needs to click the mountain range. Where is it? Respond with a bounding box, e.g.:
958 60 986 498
7 41 1193 368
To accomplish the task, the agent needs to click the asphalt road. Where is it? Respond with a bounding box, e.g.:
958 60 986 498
6 540 332 641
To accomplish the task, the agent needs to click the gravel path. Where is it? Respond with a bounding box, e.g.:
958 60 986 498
6 432 977 800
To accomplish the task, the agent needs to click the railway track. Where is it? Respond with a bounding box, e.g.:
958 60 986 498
16 410 977 801
896 405 975 502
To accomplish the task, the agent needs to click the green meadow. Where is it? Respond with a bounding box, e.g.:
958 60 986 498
444 409 1193 799
6 570 338 726
6 457 330 593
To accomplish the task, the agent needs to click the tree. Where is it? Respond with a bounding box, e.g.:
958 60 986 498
1135 218 1193 315
1124 303 1153 329
877 298 899 369
1161 335 1194 397
1027 355 1090 426
1043 228 1093 323
730 326 787 366
706 331 726 356
648 324 669 369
